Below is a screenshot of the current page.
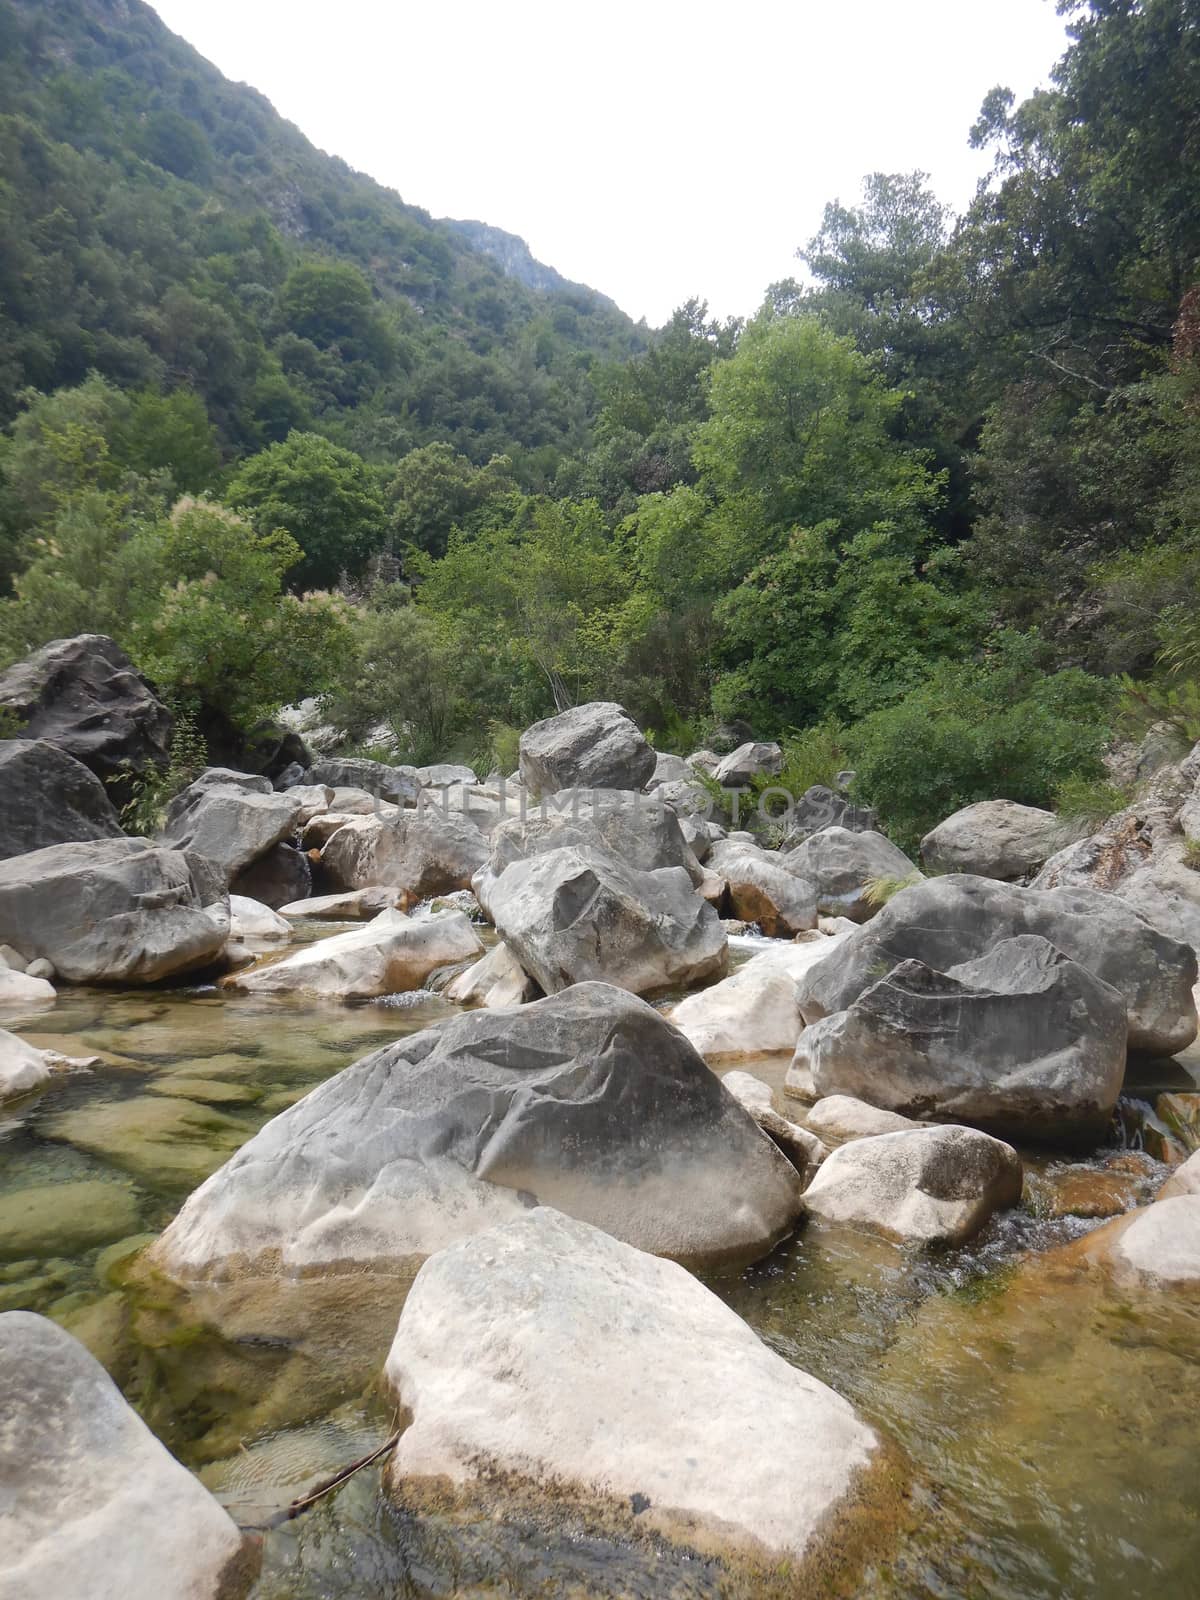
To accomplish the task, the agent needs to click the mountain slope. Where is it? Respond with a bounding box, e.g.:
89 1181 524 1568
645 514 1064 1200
0 0 644 474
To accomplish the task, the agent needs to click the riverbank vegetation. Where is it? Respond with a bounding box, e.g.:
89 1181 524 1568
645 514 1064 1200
1 0 1198 843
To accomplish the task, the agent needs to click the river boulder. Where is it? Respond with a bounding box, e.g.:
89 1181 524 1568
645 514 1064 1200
486 843 726 996
0 1029 53 1105
669 932 851 1062
920 799 1067 880
0 739 124 861
159 778 302 885
320 809 489 898
0 633 172 785
382 1209 879 1571
781 826 919 922
148 983 801 1279
0 1312 254 1600
792 935 1128 1144
0 838 229 983
442 940 538 1007
518 701 655 797
779 785 880 846
221 907 481 999
305 756 420 804
1079 1192 1200 1286
706 842 817 936
802 1125 1024 1244
712 741 784 788
796 874 1197 1058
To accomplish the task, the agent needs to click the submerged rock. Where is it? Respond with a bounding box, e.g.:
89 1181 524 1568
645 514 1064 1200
148 983 802 1279
518 701 655 798
0 1179 141 1258
0 739 124 861
792 935 1128 1144
0 838 229 984
382 1209 881 1570
920 800 1067 881
796 874 1197 1058
802 1125 1023 1245
221 908 482 999
0 1311 253 1600
486 843 726 997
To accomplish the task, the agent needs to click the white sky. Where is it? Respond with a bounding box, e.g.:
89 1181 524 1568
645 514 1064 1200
148 0 1071 327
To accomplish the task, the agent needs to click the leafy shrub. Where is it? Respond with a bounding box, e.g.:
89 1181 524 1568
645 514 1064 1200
847 634 1118 850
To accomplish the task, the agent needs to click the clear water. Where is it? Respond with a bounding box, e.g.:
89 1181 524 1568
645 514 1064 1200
2 938 1198 1598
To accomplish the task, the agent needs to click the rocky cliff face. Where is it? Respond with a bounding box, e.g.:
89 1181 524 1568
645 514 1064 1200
445 218 622 309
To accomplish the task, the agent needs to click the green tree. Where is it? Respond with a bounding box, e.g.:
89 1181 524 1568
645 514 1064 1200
385 442 513 558
228 430 389 589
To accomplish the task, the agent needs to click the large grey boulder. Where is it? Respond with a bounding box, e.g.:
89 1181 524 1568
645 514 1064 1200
518 701 655 797
382 1209 879 1568
0 633 171 785
796 874 1197 1058
0 739 123 860
305 756 420 804
0 838 229 983
802 1125 1024 1244
443 940 538 1008
645 750 693 789
221 908 482 999
712 740 783 787
792 935 1127 1144
159 778 302 885
920 799 1067 880
148 984 802 1279
706 842 817 937
781 826 918 923
486 843 727 997
0 1311 253 1600
415 762 478 788
320 809 489 898
474 788 703 909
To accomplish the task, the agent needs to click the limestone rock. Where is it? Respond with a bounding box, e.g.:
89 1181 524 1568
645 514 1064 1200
706 843 817 937
486 844 726 997
220 908 482 999
802 1125 1023 1244
518 701 655 798
669 933 851 1062
0 1311 252 1600
227 895 290 940
159 779 302 885
443 941 537 1008
792 935 1128 1144
320 810 489 897
278 887 408 920
796 873 1196 1058
799 1096 920 1143
712 741 783 787
920 799 1067 881
382 1209 879 1566
781 826 919 923
306 757 420 804
0 838 229 984
148 983 802 1279
0 633 171 785
0 1028 52 1105
0 739 123 861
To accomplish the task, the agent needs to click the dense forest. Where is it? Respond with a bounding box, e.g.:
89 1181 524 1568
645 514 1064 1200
1 0 1198 846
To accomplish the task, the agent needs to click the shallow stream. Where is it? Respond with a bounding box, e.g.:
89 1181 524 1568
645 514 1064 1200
1 925 1198 1597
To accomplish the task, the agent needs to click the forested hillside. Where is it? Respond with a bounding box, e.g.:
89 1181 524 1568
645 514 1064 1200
1 0 1198 846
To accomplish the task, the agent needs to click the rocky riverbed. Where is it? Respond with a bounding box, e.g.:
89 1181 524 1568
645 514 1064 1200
1 654 1199 1598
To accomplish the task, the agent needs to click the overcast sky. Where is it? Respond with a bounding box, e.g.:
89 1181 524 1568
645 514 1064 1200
149 0 1071 327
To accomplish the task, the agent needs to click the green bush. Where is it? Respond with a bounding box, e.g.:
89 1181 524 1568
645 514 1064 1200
847 635 1118 850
